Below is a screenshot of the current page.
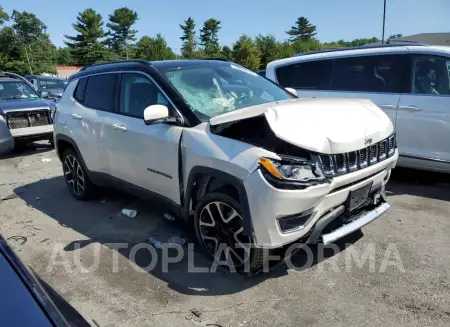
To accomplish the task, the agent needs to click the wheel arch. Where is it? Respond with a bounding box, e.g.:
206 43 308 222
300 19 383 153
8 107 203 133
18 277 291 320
54 134 90 175
183 166 253 236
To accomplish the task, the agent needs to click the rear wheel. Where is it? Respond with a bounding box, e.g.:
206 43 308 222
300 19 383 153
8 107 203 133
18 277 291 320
194 192 266 275
62 148 96 200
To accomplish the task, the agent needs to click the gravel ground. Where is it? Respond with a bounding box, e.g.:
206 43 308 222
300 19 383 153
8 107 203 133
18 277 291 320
0 142 449 327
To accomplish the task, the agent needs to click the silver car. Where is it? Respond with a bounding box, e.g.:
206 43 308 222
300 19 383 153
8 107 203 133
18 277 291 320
266 43 450 173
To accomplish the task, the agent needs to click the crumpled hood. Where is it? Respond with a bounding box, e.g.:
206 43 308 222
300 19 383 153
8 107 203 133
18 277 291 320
210 98 394 154
0 99 52 115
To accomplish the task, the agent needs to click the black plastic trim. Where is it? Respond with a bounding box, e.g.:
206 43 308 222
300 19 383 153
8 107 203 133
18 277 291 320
183 166 253 236
400 154 450 164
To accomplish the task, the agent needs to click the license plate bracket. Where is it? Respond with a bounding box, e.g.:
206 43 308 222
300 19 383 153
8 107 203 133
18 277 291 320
347 182 373 212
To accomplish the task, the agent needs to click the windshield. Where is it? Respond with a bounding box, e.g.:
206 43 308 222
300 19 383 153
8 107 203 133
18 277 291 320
39 78 67 90
161 63 293 119
0 81 41 101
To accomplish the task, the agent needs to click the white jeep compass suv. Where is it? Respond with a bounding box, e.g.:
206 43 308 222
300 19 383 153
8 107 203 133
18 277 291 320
54 59 398 273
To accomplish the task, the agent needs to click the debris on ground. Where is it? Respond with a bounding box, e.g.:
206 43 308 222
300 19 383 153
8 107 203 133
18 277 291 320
121 208 137 218
190 308 202 318
7 235 28 245
35 196 41 200
148 232 188 249
41 158 52 163
168 235 187 246
163 212 176 221
0 193 19 201
148 236 164 249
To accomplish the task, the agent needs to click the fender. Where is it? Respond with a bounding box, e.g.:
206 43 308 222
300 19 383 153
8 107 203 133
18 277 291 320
183 166 254 236
54 134 92 179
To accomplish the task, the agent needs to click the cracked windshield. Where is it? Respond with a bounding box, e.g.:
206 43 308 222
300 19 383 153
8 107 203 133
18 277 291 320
0 0 449 327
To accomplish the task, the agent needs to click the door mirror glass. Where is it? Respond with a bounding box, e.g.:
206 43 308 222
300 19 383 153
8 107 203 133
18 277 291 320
41 91 49 98
285 87 297 96
143 104 169 125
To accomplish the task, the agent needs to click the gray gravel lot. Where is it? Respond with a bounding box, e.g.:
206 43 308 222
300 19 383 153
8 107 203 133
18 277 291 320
1 142 449 327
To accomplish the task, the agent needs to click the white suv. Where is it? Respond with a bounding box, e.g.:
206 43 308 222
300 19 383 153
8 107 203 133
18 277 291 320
54 59 398 273
266 43 450 173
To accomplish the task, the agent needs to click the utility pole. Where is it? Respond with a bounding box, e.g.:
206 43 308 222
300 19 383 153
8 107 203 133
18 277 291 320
382 0 387 44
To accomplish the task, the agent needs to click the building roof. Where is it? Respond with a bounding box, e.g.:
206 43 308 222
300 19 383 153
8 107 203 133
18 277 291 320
388 33 450 46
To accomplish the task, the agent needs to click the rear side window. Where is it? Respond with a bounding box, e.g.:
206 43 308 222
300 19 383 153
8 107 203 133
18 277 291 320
331 55 406 93
275 60 332 90
83 74 118 111
73 78 87 102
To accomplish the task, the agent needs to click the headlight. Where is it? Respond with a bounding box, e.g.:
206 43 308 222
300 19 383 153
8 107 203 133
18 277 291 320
259 157 328 189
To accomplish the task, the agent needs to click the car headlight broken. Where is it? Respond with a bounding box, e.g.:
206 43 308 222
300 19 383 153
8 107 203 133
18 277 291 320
259 157 328 188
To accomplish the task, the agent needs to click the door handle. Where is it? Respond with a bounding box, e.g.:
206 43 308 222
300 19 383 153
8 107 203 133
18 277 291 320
379 104 396 110
112 124 127 132
71 114 82 120
398 105 422 112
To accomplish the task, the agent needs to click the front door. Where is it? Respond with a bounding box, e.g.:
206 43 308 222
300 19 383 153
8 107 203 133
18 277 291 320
101 72 183 205
396 55 450 169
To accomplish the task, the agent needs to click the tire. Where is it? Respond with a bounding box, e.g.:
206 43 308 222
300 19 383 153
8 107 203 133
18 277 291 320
194 192 266 275
62 148 96 200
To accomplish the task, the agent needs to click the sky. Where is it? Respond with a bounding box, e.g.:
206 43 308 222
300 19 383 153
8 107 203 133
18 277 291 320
2 0 450 52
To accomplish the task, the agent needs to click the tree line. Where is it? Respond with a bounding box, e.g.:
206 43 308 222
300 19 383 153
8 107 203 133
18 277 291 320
0 5 402 75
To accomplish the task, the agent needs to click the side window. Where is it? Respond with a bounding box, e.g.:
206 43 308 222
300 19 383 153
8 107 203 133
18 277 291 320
331 55 406 93
413 56 450 95
119 73 170 119
275 60 332 90
73 78 88 103
83 74 118 111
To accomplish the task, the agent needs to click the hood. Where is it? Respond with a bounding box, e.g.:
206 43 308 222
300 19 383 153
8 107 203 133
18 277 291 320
210 98 394 154
0 99 52 115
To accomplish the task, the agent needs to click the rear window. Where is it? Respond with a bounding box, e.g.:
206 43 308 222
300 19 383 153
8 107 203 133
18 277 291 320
275 60 332 90
83 74 118 111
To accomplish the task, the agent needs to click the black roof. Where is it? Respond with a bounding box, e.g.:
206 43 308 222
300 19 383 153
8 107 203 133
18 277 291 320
69 59 234 82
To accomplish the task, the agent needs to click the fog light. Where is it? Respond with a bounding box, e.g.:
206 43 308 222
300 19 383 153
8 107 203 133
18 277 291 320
277 209 313 233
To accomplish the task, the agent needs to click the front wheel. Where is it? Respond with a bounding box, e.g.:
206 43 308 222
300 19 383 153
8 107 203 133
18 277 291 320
62 148 96 200
194 192 266 274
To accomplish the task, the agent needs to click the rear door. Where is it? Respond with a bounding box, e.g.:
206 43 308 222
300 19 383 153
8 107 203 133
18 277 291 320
74 73 119 174
273 59 333 98
319 54 409 125
101 72 183 205
396 54 450 170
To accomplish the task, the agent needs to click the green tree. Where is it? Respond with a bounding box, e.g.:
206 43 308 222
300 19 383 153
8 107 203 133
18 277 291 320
199 18 221 57
56 47 73 65
0 5 9 26
286 17 317 42
255 35 280 69
135 34 176 61
220 45 232 60
180 17 197 58
387 34 403 42
232 35 260 70
106 7 138 59
0 10 56 74
65 9 112 66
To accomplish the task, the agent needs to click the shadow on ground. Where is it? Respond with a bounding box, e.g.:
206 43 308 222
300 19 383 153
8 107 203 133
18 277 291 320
1 141 54 159
387 167 450 201
14 176 362 297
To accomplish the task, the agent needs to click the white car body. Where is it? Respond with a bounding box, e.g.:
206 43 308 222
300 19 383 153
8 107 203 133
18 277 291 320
54 60 397 259
266 44 450 173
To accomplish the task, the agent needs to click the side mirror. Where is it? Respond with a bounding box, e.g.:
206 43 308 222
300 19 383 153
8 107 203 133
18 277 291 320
143 104 170 125
285 87 297 97
41 91 49 98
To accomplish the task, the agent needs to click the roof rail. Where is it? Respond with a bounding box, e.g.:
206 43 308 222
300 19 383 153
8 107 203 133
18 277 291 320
0 71 35 87
80 60 150 71
201 58 232 62
292 42 428 57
